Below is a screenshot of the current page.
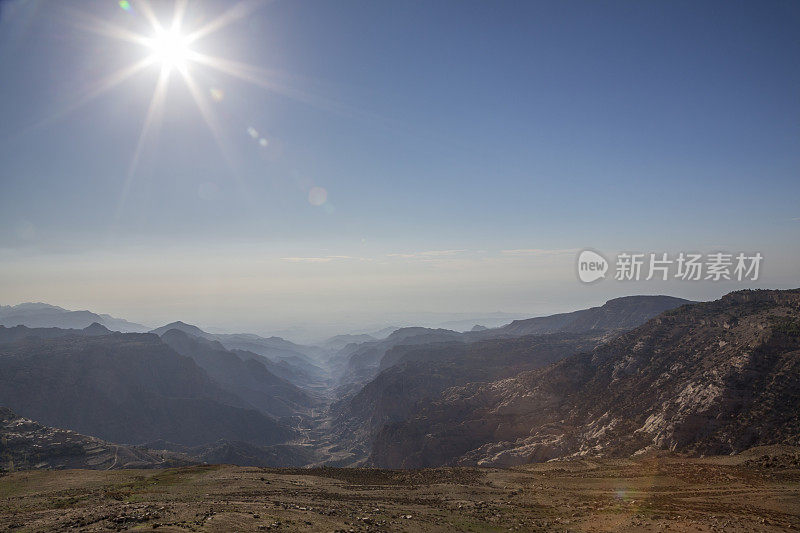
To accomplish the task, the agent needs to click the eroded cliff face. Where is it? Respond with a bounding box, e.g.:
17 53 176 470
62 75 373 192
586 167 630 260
371 289 800 468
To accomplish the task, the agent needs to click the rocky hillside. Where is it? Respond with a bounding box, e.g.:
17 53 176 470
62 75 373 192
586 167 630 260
0 408 194 470
330 332 606 463
160 329 317 418
0 333 294 447
371 289 800 468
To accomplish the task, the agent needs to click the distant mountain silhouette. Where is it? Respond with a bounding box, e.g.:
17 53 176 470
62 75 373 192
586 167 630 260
322 334 377 351
329 297 691 388
330 327 464 389
498 295 692 336
0 303 147 332
150 321 211 338
368 326 400 339
232 349 329 391
160 328 317 418
149 321 330 390
0 323 110 344
0 332 294 447
214 332 326 364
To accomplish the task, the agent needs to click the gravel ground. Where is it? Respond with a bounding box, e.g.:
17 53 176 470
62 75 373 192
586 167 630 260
0 451 798 532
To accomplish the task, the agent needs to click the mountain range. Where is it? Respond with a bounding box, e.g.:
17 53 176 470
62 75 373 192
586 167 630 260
370 289 800 467
0 329 294 447
159 328 317 418
0 303 148 332
0 291 796 471
150 321 330 390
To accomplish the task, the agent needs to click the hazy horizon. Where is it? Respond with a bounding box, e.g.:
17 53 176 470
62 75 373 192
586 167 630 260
2 279 797 343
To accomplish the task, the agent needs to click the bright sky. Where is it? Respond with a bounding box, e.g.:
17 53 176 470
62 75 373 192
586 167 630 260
0 0 798 335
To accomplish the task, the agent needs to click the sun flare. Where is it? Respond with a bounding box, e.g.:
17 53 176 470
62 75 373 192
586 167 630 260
146 27 191 71
63 0 286 197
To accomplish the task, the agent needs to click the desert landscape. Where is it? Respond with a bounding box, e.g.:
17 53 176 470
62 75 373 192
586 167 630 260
1 1 798 531
2 447 799 532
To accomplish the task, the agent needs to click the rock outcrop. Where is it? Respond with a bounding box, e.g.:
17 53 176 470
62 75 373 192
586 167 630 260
0 407 194 470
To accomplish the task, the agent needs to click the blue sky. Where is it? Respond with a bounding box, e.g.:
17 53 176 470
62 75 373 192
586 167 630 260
0 0 798 335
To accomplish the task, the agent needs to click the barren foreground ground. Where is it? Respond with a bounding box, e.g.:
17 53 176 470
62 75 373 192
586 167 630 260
0 449 798 532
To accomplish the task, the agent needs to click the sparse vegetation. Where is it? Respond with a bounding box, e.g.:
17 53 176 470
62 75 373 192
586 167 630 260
772 316 800 337
0 456 798 531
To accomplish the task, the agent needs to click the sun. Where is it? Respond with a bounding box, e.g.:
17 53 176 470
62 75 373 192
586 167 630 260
146 27 191 71
62 0 299 191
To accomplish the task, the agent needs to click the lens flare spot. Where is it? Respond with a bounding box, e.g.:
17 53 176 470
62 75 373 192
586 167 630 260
308 186 327 206
259 138 269 147
247 126 259 139
118 0 131 11
209 88 224 102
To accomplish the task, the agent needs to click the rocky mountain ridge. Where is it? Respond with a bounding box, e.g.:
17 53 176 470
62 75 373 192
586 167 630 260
371 289 800 468
327 332 608 465
0 332 295 447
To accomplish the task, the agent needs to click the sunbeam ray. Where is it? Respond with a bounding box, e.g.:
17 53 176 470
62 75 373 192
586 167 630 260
57 0 372 223
129 67 171 177
115 67 171 223
185 0 266 44
137 0 164 34
64 8 152 47
171 0 188 32
21 56 155 138
178 66 237 172
178 67 254 204
189 53 362 118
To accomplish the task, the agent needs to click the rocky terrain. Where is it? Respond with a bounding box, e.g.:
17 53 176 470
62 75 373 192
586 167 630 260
327 332 607 465
0 291 797 475
0 450 798 531
371 289 800 468
0 408 193 470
